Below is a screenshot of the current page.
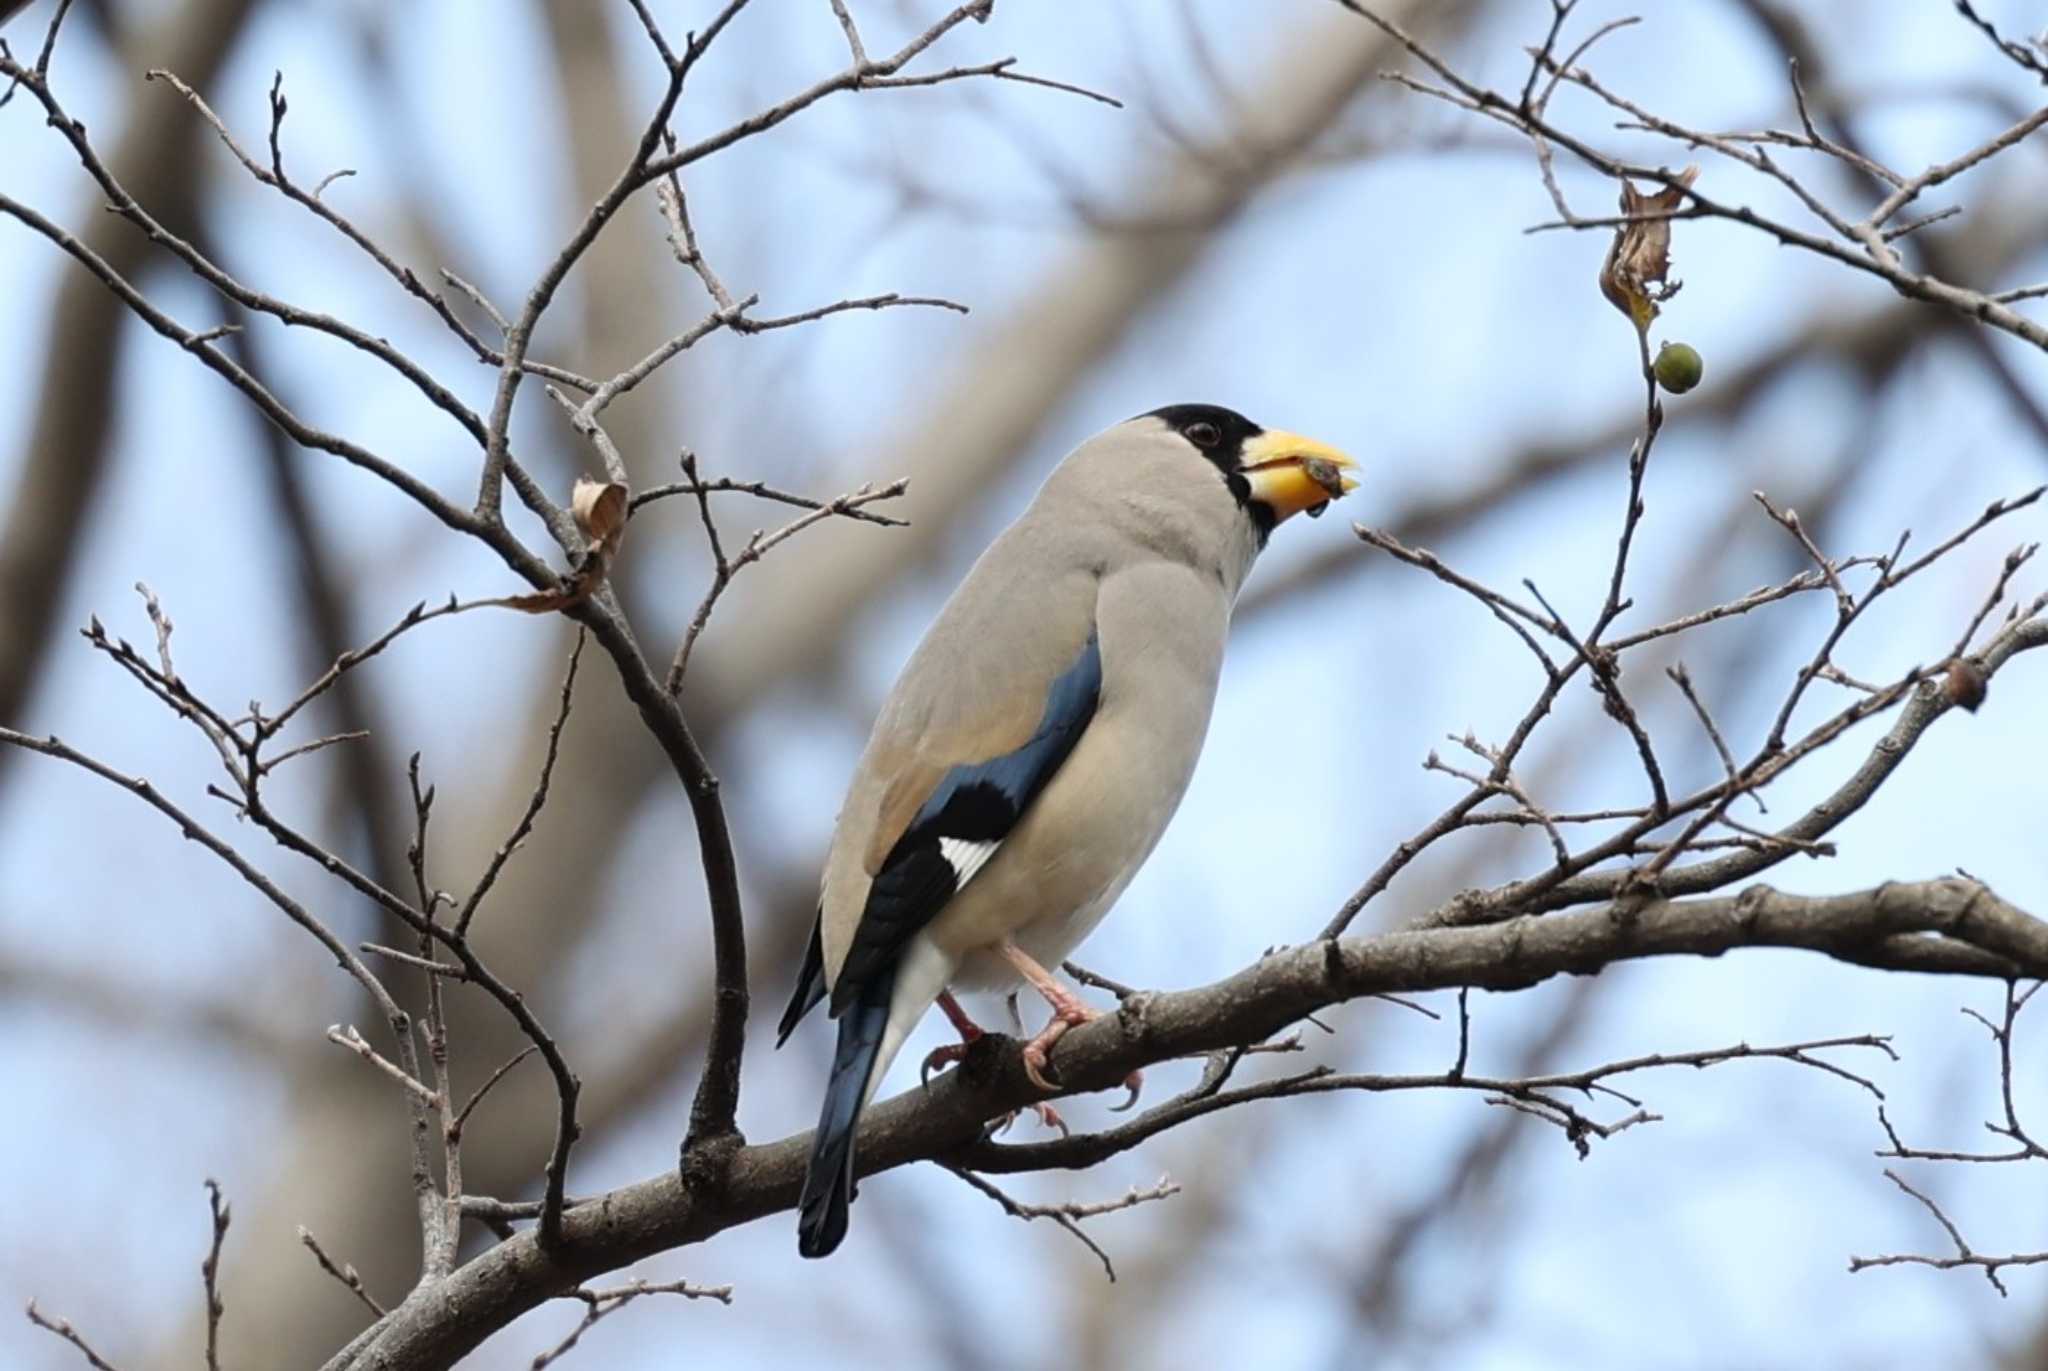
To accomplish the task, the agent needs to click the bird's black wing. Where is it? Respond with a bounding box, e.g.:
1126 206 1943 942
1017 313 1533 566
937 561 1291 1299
828 629 1102 1013
792 630 1103 1257
778 630 1103 1037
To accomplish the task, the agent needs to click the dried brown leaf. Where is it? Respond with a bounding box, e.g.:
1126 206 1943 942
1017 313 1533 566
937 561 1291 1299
1599 165 1699 333
479 480 630 616
571 478 630 558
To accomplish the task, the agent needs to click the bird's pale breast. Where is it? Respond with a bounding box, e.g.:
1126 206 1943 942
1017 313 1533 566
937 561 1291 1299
935 556 1229 987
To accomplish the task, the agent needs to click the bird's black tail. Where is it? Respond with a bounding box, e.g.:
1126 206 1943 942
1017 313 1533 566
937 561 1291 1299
796 966 895 1258
777 915 827 1047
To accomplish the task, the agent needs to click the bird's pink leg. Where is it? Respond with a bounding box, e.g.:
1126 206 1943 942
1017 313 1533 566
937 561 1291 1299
919 991 985 1087
937 989 982 1038
922 988 1068 1133
998 939 1143 1110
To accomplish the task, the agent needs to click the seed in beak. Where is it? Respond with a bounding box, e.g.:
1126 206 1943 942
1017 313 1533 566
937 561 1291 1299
1301 456 1348 499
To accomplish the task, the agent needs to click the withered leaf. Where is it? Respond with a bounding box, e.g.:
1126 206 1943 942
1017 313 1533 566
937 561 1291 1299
493 557 609 616
489 479 632 615
571 477 630 558
1599 164 1699 333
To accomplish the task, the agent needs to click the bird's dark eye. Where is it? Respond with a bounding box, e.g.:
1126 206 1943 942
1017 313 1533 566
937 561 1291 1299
1185 421 1221 448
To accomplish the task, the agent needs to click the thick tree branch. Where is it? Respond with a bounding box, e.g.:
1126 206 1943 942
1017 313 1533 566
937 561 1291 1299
325 875 2045 1369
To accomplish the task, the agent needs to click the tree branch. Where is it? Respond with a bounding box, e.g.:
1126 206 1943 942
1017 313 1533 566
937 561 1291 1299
326 875 2047 1369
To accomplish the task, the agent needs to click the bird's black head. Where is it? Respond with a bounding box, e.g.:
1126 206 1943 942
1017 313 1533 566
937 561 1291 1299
1133 402 1360 543
1143 403 1265 472
1141 402 1276 538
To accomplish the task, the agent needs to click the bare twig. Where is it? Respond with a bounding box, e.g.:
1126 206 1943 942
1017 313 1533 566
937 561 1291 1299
454 1046 541 1140
1062 961 1140 1000
630 472 910 526
361 944 467 980
456 633 584 937
298 1228 386 1319
1866 103 2048 231
532 1279 734 1368
1667 663 1750 809
1332 1 2048 353
326 1025 438 1105
1953 544 2040 661
0 0 74 107
665 471 911 692
24 1301 124 1371
1356 513 2047 942
263 598 480 743
1953 0 2048 83
948 1168 1181 1281
142 68 597 395
964 1026 1902 1176
201 1180 229 1371
1848 1169 2041 1296
82 579 611 1233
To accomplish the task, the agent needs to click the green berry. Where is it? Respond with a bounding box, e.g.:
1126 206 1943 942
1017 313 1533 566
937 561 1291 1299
1654 341 1704 394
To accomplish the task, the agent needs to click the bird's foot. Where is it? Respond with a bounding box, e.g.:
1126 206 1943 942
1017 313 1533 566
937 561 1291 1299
921 990 988 1090
1018 999 1095 1093
998 938 1146 1108
1017 1016 1144 1107
920 1035 978 1090
990 1100 1071 1138
920 1039 967 1089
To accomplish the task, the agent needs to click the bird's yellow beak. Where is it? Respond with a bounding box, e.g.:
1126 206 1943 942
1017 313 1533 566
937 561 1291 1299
1240 430 1360 521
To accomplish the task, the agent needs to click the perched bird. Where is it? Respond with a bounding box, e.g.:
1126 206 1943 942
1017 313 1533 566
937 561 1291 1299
778 403 1358 1257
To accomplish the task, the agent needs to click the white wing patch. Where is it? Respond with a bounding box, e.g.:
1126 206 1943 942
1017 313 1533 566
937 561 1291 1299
937 836 1001 892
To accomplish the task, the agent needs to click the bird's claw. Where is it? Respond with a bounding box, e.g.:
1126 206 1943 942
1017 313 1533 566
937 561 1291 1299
991 1100 1070 1137
1109 1068 1144 1112
1017 1003 1144 1112
1020 1041 1061 1094
920 1040 972 1091
1033 1101 1071 1136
